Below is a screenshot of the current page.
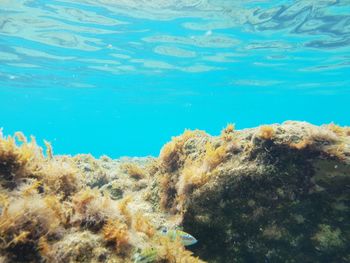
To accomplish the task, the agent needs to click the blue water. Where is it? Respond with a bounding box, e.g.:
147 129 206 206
1 0 349 158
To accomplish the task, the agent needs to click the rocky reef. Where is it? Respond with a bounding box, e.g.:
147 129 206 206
0 121 349 263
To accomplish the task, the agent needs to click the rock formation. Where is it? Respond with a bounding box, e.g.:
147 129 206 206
0 122 349 263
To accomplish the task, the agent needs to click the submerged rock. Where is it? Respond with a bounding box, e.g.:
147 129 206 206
0 121 349 262
155 121 350 263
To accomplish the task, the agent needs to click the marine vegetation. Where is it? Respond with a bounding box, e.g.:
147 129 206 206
1 121 349 262
0 131 201 262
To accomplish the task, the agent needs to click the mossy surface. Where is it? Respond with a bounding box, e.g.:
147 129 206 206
0 121 349 262
156 122 350 263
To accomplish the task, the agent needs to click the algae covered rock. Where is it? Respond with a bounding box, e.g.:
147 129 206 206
0 122 349 263
156 122 350 263
0 131 203 263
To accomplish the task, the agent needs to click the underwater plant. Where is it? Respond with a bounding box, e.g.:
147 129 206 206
102 218 133 257
121 162 146 180
1 122 349 262
0 193 65 262
258 125 275 140
71 188 122 229
203 142 227 171
220 123 235 142
160 130 207 172
156 235 204 263
312 224 345 253
0 132 42 189
40 160 82 199
118 195 133 226
326 123 346 136
132 212 155 238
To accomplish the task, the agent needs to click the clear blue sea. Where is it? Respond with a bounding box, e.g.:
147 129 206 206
0 0 349 158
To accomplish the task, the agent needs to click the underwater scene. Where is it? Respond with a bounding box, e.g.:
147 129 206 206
0 0 350 262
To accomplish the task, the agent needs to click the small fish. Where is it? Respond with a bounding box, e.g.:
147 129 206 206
160 227 197 246
133 247 157 263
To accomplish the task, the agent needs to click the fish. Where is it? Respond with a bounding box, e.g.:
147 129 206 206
133 247 157 263
160 227 197 246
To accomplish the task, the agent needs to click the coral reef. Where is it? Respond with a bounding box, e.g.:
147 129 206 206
1 121 349 262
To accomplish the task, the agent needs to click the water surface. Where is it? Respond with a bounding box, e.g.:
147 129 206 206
0 0 349 157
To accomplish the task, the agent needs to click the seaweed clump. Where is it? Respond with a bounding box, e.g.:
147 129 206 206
1 121 349 263
155 122 350 263
0 132 82 262
0 130 203 262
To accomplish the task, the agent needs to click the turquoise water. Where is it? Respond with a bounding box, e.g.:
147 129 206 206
0 0 349 158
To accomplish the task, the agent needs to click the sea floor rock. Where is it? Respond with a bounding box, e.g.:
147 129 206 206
0 121 349 263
